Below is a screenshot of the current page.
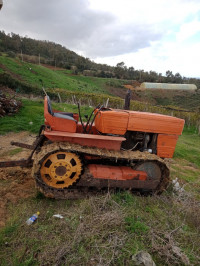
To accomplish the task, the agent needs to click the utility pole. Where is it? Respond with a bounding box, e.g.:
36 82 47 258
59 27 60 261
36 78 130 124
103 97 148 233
39 53 40 65
124 89 132 110
20 38 24 62
21 49 23 62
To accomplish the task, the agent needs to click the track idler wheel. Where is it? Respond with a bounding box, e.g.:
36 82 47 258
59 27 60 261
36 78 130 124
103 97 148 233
134 161 163 191
40 151 82 189
135 161 161 180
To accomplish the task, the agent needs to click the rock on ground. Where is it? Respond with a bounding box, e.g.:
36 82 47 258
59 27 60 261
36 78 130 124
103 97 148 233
132 251 156 266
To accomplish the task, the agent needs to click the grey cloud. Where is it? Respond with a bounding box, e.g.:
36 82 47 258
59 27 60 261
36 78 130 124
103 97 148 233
81 24 163 57
0 0 163 57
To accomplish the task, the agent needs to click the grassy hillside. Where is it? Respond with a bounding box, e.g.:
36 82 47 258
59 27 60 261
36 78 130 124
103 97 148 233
1 54 200 114
0 56 125 95
0 55 200 130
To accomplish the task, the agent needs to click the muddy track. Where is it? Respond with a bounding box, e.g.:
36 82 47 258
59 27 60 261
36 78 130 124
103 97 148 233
32 142 170 199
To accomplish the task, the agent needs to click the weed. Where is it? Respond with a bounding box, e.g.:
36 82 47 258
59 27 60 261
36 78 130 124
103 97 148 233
125 216 149 233
112 191 136 206
0 223 19 247
9 148 23 156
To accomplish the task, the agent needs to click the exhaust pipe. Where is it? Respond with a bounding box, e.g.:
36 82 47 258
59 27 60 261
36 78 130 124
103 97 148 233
0 0 3 10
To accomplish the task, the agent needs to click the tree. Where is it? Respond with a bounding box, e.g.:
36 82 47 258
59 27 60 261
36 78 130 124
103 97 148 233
115 62 126 79
174 73 182 83
165 70 174 83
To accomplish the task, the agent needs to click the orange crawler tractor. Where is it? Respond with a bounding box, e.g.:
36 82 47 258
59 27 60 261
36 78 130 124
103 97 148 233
0 96 184 199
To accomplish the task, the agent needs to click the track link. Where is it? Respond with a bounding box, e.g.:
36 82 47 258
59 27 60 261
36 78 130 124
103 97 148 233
32 142 170 199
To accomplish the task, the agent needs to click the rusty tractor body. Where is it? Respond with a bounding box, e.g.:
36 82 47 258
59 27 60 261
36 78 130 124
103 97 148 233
0 96 185 199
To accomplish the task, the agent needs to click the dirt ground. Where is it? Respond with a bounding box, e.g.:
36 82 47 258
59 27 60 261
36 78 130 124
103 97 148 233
0 132 36 227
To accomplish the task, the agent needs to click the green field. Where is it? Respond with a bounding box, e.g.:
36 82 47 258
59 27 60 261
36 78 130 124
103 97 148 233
0 56 125 95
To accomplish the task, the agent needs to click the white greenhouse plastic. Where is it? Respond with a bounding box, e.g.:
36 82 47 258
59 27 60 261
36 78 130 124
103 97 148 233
140 82 197 91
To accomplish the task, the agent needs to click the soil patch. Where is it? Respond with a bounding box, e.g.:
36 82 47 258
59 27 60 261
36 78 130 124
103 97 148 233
0 132 36 227
0 131 35 158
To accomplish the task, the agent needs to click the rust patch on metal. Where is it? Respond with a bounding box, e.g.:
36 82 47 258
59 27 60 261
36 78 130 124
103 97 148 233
55 166 67 176
0 159 33 168
11 141 34 150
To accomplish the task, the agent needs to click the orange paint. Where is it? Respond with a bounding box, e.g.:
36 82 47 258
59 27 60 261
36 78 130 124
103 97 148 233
127 111 184 135
95 110 129 135
95 109 184 136
88 164 147 181
157 134 179 158
44 130 125 150
44 96 77 133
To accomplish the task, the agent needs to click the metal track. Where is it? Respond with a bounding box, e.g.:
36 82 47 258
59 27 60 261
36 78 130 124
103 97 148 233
32 142 170 199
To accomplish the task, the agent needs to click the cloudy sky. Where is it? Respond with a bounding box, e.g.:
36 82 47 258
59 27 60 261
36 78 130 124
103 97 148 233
0 0 200 77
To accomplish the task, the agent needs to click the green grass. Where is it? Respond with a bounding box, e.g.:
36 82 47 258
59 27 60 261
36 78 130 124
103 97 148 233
0 148 23 159
174 130 200 168
0 56 115 95
8 148 23 156
125 216 149 233
0 98 93 134
169 127 200 199
0 99 44 134
0 192 199 265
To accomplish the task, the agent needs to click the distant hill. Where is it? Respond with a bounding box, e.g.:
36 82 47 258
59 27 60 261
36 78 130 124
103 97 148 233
0 31 113 73
0 31 200 88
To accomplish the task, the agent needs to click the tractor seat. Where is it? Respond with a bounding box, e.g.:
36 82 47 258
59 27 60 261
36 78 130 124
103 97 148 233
47 96 76 122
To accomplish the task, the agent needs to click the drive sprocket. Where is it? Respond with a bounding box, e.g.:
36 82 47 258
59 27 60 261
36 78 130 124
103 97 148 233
34 149 82 190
